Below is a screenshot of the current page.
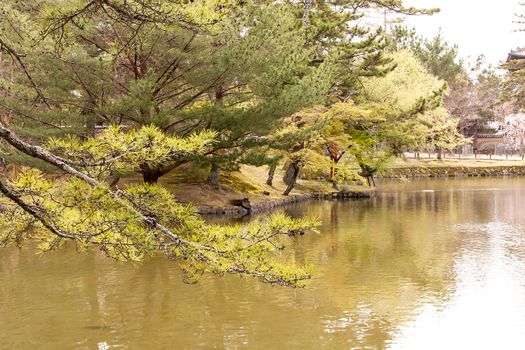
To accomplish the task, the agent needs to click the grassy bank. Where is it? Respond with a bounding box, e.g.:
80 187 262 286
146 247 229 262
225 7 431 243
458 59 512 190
384 158 525 178
4 157 521 213
0 163 373 214
159 165 373 210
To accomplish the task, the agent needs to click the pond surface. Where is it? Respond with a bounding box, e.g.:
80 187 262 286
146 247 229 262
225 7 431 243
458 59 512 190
3 177 525 349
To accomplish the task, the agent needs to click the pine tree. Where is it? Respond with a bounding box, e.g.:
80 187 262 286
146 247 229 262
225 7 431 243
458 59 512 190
389 27 464 86
0 1 335 184
0 122 318 287
0 0 436 185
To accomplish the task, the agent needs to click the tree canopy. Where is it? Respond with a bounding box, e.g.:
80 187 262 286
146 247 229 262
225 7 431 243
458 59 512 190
0 0 469 287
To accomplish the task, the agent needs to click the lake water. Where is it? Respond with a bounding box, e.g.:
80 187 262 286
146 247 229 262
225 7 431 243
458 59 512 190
2 177 525 349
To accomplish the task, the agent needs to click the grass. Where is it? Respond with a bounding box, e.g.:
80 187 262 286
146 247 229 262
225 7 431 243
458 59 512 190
2 162 371 210
16 155 507 211
156 164 371 208
391 157 525 169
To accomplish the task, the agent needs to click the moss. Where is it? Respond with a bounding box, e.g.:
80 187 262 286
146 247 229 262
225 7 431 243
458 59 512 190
221 172 262 193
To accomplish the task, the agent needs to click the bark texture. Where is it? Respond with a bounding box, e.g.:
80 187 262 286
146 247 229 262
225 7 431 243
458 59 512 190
207 163 221 187
266 164 277 186
283 162 301 196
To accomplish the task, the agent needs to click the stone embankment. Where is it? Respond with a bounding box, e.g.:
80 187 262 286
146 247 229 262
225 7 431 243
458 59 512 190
197 190 375 216
384 166 525 178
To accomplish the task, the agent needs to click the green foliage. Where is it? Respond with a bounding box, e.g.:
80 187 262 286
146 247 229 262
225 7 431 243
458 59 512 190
389 27 465 86
362 50 446 109
331 161 365 185
46 125 216 179
387 27 497 132
421 109 469 151
266 50 464 186
501 58 525 110
0 0 458 285
0 0 337 181
324 102 393 177
0 0 436 181
360 50 465 155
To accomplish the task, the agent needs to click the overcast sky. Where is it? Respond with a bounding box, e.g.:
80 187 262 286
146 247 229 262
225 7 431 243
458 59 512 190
403 0 525 67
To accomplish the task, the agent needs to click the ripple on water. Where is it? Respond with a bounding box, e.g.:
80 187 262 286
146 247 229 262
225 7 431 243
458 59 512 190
3 178 525 348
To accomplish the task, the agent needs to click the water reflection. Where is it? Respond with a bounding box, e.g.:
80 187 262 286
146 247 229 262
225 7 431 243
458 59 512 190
2 177 525 348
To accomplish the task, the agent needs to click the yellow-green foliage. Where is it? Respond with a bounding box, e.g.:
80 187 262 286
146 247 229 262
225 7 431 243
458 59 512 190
361 50 466 151
46 125 216 178
1 122 316 286
421 108 469 150
363 50 445 109
332 161 365 185
0 168 318 287
299 149 364 184
271 104 388 183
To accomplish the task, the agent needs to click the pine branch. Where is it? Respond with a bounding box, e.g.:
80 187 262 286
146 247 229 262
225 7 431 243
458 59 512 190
0 37 51 108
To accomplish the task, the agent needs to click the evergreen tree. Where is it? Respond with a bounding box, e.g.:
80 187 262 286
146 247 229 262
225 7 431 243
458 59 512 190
0 122 318 287
0 1 449 283
0 0 436 185
0 0 334 183
389 27 464 86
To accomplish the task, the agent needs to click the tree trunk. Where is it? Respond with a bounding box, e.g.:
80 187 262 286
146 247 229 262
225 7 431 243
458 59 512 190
437 147 443 160
283 163 297 185
266 164 277 186
0 157 8 179
142 167 162 184
365 176 376 187
283 162 301 196
207 163 221 187
107 174 121 188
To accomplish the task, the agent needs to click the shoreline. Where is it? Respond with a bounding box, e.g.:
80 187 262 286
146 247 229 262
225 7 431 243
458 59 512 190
383 165 525 178
197 190 375 217
196 163 525 217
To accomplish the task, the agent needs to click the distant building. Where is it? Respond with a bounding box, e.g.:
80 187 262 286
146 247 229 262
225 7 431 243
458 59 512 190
507 48 525 71
464 113 525 154
456 50 525 153
508 49 525 62
454 49 525 154
458 117 506 154
474 121 506 153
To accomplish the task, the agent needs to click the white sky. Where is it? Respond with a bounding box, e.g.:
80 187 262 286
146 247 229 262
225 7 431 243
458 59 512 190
403 0 525 67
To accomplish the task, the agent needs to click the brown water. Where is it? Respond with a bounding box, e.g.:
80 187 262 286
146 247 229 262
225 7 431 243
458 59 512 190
2 177 525 349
